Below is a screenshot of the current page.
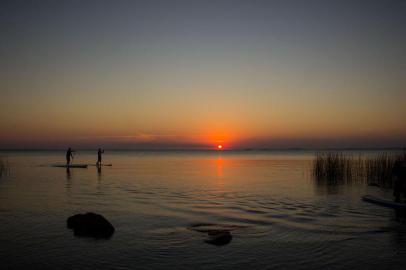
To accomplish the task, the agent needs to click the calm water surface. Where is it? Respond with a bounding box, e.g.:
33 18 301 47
0 151 405 269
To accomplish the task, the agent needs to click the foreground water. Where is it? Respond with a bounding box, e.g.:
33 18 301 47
0 150 405 269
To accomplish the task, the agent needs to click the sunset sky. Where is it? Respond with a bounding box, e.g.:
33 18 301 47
1 0 405 149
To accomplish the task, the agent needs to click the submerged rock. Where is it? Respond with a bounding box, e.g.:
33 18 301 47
188 223 238 246
67 212 115 238
205 230 232 246
188 222 245 233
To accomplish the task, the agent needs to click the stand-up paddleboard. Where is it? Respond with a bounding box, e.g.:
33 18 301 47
52 164 88 168
362 195 406 209
89 164 112 167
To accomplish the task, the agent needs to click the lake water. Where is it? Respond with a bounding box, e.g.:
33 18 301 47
0 150 405 269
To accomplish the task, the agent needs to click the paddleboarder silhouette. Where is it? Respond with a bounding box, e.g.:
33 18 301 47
97 148 104 167
66 147 74 167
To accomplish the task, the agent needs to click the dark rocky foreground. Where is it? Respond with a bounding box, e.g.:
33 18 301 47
67 212 115 238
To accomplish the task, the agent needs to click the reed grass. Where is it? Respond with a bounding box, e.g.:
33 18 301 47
0 156 9 178
313 151 406 187
365 152 406 187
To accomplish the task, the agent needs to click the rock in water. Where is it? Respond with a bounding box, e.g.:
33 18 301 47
205 230 232 246
67 212 115 238
188 223 238 246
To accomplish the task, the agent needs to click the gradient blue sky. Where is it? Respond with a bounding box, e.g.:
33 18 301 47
0 0 405 149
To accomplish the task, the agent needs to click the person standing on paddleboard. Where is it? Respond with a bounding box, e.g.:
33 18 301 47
97 148 104 167
66 147 74 167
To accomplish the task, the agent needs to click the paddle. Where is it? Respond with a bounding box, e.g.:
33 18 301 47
70 151 74 166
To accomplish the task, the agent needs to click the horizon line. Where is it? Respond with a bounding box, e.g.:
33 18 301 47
0 147 405 152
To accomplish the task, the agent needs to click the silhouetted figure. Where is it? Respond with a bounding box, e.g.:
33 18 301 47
393 161 406 202
66 147 74 167
97 148 104 167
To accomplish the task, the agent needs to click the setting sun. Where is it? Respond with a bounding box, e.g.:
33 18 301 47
217 144 223 150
